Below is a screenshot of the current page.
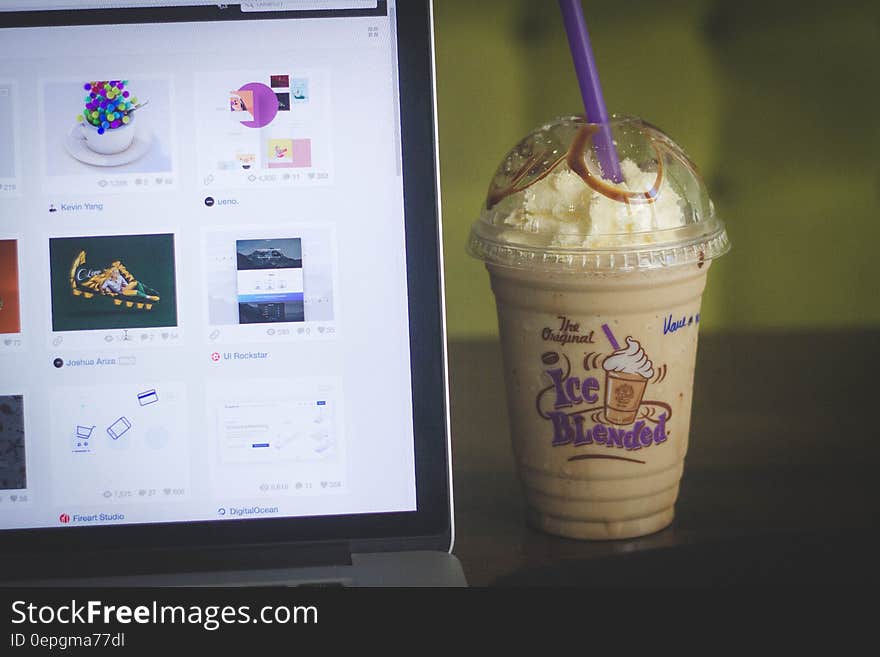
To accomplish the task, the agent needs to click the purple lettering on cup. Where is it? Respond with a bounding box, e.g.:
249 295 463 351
549 411 574 445
573 414 592 446
607 427 625 448
545 368 572 409
582 376 599 403
653 413 668 443
624 424 641 450
565 376 583 405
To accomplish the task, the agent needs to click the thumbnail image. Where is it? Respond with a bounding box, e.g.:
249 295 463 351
229 88 254 120
206 377 344 499
236 238 304 324
43 78 173 176
50 382 189 505
0 240 20 334
290 78 309 104
267 138 311 168
206 227 335 327
267 138 293 167
196 69 329 180
235 152 256 170
0 84 15 179
218 397 336 464
49 233 177 332
0 395 26 490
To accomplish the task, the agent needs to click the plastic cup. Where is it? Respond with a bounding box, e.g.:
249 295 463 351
468 116 729 540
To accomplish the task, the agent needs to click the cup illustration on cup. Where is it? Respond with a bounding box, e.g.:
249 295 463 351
76 80 146 155
601 335 654 425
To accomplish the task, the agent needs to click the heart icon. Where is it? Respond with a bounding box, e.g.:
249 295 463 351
163 488 171 495
9 495 17 502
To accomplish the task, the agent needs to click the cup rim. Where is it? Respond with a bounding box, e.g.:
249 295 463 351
468 222 729 273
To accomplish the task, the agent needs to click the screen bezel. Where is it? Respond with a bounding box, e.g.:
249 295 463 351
0 0 452 564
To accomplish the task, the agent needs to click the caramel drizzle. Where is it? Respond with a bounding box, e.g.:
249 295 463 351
566 125 664 204
486 148 567 210
486 120 705 210
640 121 706 186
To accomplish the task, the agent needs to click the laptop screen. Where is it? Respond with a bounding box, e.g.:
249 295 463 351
0 0 426 535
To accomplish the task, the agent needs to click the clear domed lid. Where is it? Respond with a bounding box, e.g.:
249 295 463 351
468 115 729 271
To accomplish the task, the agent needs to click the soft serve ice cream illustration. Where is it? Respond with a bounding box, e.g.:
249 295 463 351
602 337 654 425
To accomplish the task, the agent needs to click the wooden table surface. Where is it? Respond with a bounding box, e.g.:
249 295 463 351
447 331 880 586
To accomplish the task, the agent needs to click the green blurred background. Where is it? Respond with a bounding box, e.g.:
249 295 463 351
434 0 879 337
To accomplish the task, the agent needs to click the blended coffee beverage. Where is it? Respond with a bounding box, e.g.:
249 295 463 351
468 116 729 540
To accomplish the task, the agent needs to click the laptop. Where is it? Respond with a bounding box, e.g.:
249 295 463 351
0 0 465 587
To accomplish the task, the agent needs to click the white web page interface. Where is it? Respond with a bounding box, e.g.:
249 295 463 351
0 1 417 530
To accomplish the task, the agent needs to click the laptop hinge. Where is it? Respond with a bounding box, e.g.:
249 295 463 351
0 542 353 582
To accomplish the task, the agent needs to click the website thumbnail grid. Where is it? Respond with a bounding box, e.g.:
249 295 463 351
0 6 417 531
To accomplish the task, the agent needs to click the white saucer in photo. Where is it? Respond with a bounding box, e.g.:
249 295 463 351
64 123 154 167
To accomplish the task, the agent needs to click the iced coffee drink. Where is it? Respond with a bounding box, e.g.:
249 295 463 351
468 115 729 540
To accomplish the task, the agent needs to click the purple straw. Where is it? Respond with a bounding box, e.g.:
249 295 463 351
557 0 623 183
601 323 621 351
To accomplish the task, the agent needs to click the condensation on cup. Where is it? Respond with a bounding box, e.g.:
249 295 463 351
468 115 730 540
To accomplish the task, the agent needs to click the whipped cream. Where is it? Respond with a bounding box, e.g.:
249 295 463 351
603 337 654 379
499 159 685 248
